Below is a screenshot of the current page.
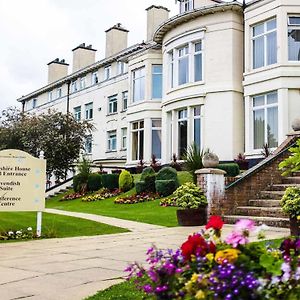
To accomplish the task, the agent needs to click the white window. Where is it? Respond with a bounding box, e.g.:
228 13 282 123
152 65 162 99
122 91 128 110
170 51 174 88
151 119 162 159
193 106 202 149
107 130 117 151
180 0 194 13
32 99 37 109
85 135 92 154
71 81 77 93
80 77 86 90
92 71 99 85
252 18 277 69
104 65 111 80
288 16 300 61
121 127 127 149
194 42 203 82
252 92 278 149
178 109 188 159
74 106 81 121
131 120 144 160
57 87 62 98
117 61 125 75
108 95 118 114
48 91 53 102
85 102 93 120
132 67 145 102
178 45 189 85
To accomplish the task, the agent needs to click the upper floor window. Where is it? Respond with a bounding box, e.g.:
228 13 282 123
85 102 93 120
117 61 126 75
104 65 111 80
194 42 203 82
288 16 300 61
92 71 99 85
108 94 118 114
152 65 162 99
32 98 37 109
57 87 62 98
132 67 145 102
74 106 81 121
48 91 53 102
180 0 194 14
80 77 86 90
71 81 77 93
122 91 128 110
84 135 92 154
252 18 277 69
107 130 117 151
178 45 189 85
121 127 127 149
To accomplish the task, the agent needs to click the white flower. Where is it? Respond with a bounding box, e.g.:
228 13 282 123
27 227 32 231
8 231 14 236
16 231 22 235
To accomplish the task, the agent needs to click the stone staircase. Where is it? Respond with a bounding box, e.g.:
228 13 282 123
224 172 300 228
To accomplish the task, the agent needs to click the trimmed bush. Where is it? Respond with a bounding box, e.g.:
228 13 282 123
217 163 240 177
155 179 178 197
119 170 134 192
156 167 178 181
87 173 102 192
73 174 84 193
136 167 156 194
102 174 119 190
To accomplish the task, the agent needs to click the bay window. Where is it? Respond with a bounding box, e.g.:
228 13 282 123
132 67 145 102
288 16 300 61
178 45 189 85
178 109 188 159
194 42 202 82
151 119 162 159
131 121 144 160
193 106 202 149
152 65 162 99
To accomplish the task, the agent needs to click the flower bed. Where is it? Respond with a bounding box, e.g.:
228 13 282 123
0 227 34 240
114 192 160 204
61 192 85 201
81 188 121 202
126 216 300 299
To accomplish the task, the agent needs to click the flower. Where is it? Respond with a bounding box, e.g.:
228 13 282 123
27 227 32 231
215 249 241 264
225 231 249 248
234 219 255 234
205 215 224 230
195 290 205 299
280 238 300 256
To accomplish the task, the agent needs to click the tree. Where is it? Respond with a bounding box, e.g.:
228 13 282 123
0 107 93 180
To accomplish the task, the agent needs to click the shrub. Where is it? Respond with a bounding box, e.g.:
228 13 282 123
73 174 82 192
173 182 207 209
217 163 240 177
280 187 300 218
119 170 134 192
102 174 120 190
136 167 156 194
73 158 92 193
156 167 178 181
87 173 102 191
279 139 300 176
155 179 178 197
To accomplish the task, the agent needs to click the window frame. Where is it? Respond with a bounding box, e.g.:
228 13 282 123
104 65 111 80
74 106 81 121
32 98 37 109
131 120 144 161
132 67 145 102
92 71 99 85
108 94 118 114
107 130 117 152
121 127 127 150
151 119 162 159
122 91 128 111
288 15 300 61
85 102 93 120
151 64 163 99
71 81 77 93
84 135 93 154
179 0 194 14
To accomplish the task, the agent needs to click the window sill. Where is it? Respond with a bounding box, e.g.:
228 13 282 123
106 150 117 153
85 118 93 121
244 63 280 76
166 80 205 95
120 109 127 113
107 112 118 116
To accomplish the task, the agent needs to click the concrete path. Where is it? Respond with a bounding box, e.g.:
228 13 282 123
0 212 290 300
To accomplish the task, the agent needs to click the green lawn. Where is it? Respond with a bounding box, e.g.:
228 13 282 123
0 212 128 242
46 171 193 227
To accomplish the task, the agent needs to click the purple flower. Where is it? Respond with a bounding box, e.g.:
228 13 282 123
143 284 153 293
235 219 255 234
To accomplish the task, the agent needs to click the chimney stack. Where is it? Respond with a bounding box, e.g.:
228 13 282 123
105 23 129 57
47 58 69 84
72 43 97 73
146 5 170 41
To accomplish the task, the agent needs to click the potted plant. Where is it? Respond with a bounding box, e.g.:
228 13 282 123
234 153 249 170
174 182 208 226
280 187 300 236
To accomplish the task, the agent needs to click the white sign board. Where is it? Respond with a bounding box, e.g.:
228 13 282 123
0 149 46 212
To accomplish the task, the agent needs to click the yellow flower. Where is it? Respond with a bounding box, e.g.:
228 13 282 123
195 290 205 299
191 254 196 262
191 273 199 283
206 253 214 262
215 249 240 264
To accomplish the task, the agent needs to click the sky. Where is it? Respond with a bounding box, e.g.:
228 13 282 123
0 0 244 112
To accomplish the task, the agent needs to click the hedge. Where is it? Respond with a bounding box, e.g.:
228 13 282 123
136 167 156 194
102 174 120 190
216 163 240 177
155 179 178 197
87 173 102 192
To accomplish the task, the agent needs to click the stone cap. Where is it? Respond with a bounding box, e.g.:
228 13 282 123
287 131 300 136
195 168 226 175
146 5 170 12
47 58 69 66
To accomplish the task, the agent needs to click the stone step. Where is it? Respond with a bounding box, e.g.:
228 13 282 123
223 215 290 228
268 184 300 191
236 206 287 218
282 177 300 184
249 199 281 207
260 190 284 200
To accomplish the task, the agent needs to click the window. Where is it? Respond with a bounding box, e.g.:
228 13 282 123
178 109 188 159
117 61 125 75
178 45 189 85
32 99 37 109
193 106 201 149
122 91 128 110
57 87 62 98
74 106 81 121
85 102 93 120
132 67 145 102
71 81 77 93
152 65 162 99
104 65 111 80
85 135 92 154
288 16 300 61
48 91 53 102
80 77 86 90
180 0 194 13
253 92 278 149
131 121 144 160
92 72 98 85
194 42 203 82
170 51 174 88
107 130 117 151
121 128 127 149
152 119 162 159
252 18 277 69
108 95 118 114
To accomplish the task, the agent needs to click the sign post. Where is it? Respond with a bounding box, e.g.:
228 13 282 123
0 149 46 236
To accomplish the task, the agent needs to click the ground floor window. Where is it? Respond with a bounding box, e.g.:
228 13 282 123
84 135 92 154
131 121 144 160
253 91 278 149
193 106 201 149
121 128 127 149
152 119 162 159
178 109 188 159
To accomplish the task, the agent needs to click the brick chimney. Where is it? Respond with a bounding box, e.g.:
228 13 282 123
72 43 97 73
105 23 129 57
146 5 169 41
47 58 69 84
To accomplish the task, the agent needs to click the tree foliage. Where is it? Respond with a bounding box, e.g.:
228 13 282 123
0 107 93 180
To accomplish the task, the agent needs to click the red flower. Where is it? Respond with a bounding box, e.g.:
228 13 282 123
181 233 216 260
205 215 224 230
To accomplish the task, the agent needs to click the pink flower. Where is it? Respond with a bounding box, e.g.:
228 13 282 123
225 231 248 248
234 219 255 234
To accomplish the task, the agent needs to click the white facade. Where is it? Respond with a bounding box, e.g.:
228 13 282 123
18 0 300 167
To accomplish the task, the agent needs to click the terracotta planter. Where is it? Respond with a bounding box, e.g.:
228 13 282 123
290 216 300 236
177 207 207 226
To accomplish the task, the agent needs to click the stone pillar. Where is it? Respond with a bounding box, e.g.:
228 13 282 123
195 168 226 216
